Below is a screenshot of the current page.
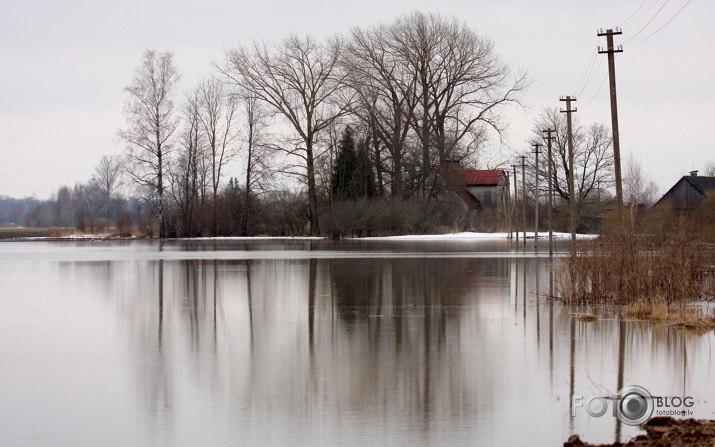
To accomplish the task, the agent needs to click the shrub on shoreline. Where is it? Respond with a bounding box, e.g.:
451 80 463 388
558 202 715 323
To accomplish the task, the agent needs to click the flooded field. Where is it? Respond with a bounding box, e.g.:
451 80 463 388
0 239 713 446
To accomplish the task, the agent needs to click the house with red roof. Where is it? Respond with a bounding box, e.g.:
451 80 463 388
437 162 510 212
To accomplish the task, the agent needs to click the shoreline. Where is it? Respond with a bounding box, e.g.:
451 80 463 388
0 230 598 242
565 416 715 446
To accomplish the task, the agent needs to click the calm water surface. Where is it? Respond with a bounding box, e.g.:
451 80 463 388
0 239 713 446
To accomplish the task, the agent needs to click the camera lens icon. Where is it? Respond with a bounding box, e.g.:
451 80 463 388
617 385 654 425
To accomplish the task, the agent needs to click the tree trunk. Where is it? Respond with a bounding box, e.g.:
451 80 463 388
157 142 165 238
306 142 320 235
242 125 253 236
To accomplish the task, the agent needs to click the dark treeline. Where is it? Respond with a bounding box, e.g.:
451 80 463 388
0 196 38 226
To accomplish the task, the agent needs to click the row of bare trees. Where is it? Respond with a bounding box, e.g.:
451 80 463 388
22 156 130 232
118 11 528 237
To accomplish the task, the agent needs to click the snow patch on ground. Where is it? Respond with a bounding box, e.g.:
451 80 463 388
8 232 598 242
181 236 325 241
358 232 598 241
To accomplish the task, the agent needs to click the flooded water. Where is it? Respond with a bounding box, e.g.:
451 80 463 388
0 239 713 446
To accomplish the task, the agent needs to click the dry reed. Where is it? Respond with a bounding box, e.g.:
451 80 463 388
557 200 715 326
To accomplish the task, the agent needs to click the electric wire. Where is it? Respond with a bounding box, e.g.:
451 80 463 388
621 0 665 27
563 0 689 113
580 74 608 109
573 47 598 96
619 0 651 26
571 1 653 104
623 0 671 44
578 57 605 98
625 0 692 46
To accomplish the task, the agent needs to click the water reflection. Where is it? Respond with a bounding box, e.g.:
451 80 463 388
0 241 713 446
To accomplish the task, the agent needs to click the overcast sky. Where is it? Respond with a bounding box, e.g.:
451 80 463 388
0 0 711 199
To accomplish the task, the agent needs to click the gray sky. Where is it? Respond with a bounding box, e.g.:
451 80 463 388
0 0 711 199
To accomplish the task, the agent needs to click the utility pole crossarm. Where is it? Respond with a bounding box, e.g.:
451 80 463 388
559 96 578 114
597 28 622 37
598 46 624 54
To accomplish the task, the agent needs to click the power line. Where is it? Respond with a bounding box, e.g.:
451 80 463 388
626 0 692 46
623 0 671 44
572 1 658 99
619 0 652 26
578 57 605 98
573 46 599 96
622 0 667 27
580 73 608 109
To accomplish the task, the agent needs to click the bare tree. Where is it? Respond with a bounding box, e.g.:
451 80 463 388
222 34 349 235
89 155 125 218
241 94 272 235
343 12 527 198
704 160 715 176
393 12 528 195
119 50 180 238
344 24 418 198
169 89 208 236
197 78 238 234
421 15 527 166
528 107 614 203
623 154 658 223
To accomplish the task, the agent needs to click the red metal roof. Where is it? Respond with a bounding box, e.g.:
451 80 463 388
441 168 504 186
456 189 482 208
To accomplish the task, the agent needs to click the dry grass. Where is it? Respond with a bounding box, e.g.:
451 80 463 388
622 298 670 320
0 226 138 240
620 299 715 329
0 227 55 239
672 310 715 330
558 200 715 327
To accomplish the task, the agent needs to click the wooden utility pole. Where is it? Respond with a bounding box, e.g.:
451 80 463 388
560 96 577 256
598 28 625 230
521 155 527 245
532 143 542 246
543 129 555 257
512 164 519 243
506 170 512 240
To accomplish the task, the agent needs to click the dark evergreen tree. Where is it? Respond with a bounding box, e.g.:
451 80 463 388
356 136 376 199
331 127 360 201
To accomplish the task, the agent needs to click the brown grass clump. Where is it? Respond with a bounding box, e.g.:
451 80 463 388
48 227 73 237
621 299 715 330
622 299 669 320
672 311 715 330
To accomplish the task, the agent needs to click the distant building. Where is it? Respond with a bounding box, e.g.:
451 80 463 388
437 163 510 211
654 171 715 211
